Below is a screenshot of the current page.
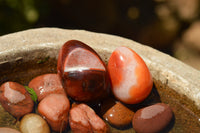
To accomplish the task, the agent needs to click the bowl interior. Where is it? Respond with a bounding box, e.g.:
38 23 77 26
0 47 200 133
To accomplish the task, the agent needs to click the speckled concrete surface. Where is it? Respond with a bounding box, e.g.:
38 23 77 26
0 28 200 110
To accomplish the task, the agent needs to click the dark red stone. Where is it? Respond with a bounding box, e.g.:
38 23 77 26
57 40 110 102
132 103 173 133
0 82 34 119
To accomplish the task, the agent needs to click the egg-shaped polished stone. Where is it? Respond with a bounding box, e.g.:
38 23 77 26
132 103 173 133
108 46 153 104
57 40 110 102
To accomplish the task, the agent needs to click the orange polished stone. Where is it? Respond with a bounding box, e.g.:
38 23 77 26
103 101 134 127
108 46 153 104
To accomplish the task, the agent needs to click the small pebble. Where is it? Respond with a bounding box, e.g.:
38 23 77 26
132 103 173 133
103 101 134 127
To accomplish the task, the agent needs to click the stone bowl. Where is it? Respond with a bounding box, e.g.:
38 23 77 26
0 28 200 132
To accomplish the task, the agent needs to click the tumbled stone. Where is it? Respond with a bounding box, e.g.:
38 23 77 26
132 103 173 133
103 101 134 127
108 46 153 104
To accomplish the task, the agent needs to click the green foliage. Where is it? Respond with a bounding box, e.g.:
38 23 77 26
24 86 38 104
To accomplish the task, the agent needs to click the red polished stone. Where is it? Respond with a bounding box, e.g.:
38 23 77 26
132 103 173 133
57 40 109 102
108 46 153 104
0 82 34 119
28 73 65 102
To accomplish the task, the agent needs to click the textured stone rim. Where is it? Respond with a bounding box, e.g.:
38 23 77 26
0 28 200 109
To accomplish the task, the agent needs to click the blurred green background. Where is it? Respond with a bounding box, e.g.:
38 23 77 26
0 0 200 70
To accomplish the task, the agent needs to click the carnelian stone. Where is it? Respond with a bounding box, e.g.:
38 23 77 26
108 46 153 104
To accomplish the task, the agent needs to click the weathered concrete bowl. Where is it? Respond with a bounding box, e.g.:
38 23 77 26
0 28 200 132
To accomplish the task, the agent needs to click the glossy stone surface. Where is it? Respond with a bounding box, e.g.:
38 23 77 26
20 113 50 133
0 82 34 119
38 94 70 132
132 103 173 133
28 73 65 101
108 46 153 104
69 103 109 133
57 40 110 102
103 101 134 127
